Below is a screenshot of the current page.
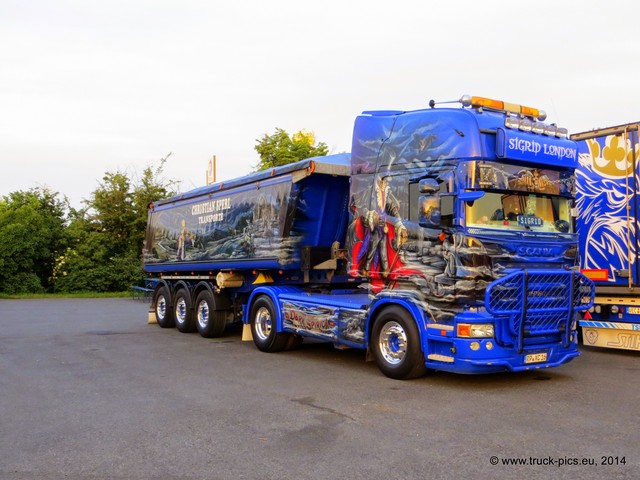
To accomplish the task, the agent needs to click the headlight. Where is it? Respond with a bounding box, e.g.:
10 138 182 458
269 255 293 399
457 323 495 338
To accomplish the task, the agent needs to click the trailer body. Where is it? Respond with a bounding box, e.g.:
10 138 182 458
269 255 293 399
573 123 640 351
145 156 351 276
144 95 594 379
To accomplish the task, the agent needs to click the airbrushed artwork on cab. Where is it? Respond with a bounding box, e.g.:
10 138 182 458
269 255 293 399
346 114 578 323
576 134 639 282
347 176 492 323
143 181 299 266
346 117 492 323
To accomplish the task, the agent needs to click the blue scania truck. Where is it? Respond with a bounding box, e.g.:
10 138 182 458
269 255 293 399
573 122 640 351
143 95 594 379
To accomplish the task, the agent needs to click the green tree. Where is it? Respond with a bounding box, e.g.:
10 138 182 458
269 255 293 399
254 128 328 172
0 188 69 294
56 155 177 293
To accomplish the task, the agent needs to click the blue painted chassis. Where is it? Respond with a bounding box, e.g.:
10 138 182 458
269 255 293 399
242 271 594 374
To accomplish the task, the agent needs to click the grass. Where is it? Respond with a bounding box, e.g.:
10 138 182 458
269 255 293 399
0 291 131 300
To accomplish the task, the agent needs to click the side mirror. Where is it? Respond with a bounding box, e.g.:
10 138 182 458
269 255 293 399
419 178 439 195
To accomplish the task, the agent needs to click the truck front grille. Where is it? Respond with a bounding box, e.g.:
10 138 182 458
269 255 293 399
485 270 594 351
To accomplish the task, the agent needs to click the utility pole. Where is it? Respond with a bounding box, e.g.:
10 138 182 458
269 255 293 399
206 155 216 185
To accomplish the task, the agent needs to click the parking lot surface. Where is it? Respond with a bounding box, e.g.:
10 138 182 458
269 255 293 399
0 298 638 479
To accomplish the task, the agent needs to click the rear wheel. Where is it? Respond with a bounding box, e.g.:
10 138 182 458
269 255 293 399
249 295 290 352
174 288 195 333
371 306 427 380
195 290 227 338
154 286 175 328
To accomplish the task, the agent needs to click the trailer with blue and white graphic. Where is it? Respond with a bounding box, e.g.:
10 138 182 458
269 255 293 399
573 123 640 351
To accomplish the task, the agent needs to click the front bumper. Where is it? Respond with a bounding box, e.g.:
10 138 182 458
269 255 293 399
424 334 580 374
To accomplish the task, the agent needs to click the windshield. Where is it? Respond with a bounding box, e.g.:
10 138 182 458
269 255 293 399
466 191 572 233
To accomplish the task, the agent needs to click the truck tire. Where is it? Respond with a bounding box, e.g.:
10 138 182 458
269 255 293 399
195 290 226 338
174 288 196 333
249 295 290 352
371 306 427 380
154 286 175 328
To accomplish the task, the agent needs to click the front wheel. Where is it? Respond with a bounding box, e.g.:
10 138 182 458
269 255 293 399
249 295 290 352
371 306 427 380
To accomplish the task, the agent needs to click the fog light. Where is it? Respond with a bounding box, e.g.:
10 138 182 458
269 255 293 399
470 341 480 351
611 305 619 314
486 341 494 350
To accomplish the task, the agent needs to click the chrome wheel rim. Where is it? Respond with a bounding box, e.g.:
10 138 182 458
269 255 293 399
175 297 187 325
254 306 272 341
379 321 407 365
197 300 209 329
156 296 167 321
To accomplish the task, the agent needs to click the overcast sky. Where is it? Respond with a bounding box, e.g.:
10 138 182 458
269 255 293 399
2 0 639 208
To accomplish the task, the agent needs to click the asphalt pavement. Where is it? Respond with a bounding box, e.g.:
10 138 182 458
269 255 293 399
0 298 638 480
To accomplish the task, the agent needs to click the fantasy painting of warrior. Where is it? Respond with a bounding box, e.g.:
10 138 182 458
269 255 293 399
349 175 409 289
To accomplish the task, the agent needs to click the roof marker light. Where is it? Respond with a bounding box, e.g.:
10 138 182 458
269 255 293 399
460 94 546 121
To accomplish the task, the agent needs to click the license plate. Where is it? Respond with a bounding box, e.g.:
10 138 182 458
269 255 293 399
525 352 547 364
627 307 640 315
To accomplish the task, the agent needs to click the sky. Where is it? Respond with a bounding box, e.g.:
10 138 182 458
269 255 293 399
2 0 640 209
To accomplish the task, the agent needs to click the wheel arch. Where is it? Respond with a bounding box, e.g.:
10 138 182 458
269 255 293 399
152 279 174 309
243 286 302 330
192 281 214 301
173 279 191 293
244 287 283 330
192 281 232 311
171 280 192 309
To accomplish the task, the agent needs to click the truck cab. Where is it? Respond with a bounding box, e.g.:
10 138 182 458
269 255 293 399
344 95 594 375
